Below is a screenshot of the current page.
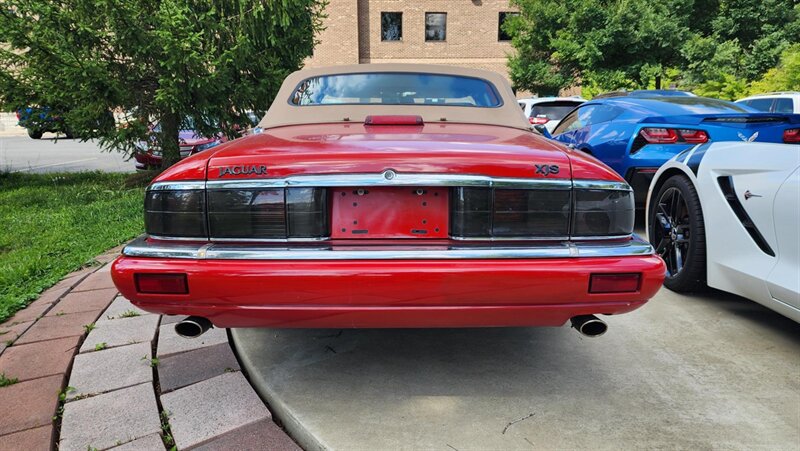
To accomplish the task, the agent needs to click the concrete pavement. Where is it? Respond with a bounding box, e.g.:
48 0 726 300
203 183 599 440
0 136 132 173
233 288 800 450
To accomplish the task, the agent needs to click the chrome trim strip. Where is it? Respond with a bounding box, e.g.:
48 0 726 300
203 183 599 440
451 234 633 241
150 234 633 243
204 173 573 190
122 235 654 260
572 180 631 191
149 176 630 192
450 235 571 242
209 236 331 243
148 235 210 242
570 234 633 241
149 181 206 191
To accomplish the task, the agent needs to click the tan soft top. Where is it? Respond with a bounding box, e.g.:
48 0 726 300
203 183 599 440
258 64 530 131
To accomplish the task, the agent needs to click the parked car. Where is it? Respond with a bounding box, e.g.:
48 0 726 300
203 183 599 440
518 97 585 132
647 141 799 323
544 92 800 205
133 118 227 170
111 64 665 336
736 92 800 114
16 107 72 139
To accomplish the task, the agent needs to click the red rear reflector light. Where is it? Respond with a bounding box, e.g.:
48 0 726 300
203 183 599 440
135 273 188 294
784 128 800 143
678 129 709 143
529 116 549 125
364 115 423 126
589 273 641 293
640 128 678 144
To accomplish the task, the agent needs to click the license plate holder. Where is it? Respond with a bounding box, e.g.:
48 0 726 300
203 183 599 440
331 187 449 238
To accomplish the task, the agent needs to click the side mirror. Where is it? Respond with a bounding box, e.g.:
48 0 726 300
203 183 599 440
533 124 553 139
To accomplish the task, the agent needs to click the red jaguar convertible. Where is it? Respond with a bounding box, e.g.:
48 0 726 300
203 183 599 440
111 64 665 338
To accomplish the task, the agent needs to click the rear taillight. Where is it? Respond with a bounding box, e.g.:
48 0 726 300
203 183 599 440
450 186 633 239
144 189 207 238
784 128 800 143
450 188 571 238
640 127 678 144
571 188 634 237
207 187 328 239
529 116 549 125
677 129 709 143
638 127 708 145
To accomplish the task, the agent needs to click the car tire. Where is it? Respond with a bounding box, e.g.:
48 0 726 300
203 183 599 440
28 129 43 139
649 174 707 292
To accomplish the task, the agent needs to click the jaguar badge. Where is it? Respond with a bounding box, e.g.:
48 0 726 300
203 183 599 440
219 165 268 177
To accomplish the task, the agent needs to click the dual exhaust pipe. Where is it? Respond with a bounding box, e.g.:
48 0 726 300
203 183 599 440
175 314 608 339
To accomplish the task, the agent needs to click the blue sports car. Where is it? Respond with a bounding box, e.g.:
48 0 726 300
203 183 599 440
545 92 800 204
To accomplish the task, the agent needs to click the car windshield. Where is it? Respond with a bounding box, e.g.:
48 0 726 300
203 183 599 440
290 72 502 107
530 102 581 120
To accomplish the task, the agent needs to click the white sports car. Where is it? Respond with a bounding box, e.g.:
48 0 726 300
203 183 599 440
646 141 800 322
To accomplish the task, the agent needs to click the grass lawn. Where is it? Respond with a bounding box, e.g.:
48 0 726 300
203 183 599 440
0 171 147 323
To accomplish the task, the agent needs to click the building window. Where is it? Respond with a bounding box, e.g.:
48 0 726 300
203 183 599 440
425 13 447 41
498 12 518 41
381 12 402 41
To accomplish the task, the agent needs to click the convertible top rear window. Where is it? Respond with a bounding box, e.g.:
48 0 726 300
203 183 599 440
290 73 502 108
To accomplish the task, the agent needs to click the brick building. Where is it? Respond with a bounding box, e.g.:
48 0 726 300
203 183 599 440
305 0 518 83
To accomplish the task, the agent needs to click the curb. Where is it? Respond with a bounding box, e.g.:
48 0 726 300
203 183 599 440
0 250 300 450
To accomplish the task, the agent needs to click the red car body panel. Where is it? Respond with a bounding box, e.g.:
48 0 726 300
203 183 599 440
112 253 664 328
117 120 664 329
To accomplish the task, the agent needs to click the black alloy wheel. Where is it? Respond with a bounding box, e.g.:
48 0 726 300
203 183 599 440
649 174 707 292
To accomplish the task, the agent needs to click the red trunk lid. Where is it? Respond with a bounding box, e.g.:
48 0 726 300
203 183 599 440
205 123 573 181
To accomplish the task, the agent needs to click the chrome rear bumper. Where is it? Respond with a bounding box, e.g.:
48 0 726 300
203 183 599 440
121 234 654 260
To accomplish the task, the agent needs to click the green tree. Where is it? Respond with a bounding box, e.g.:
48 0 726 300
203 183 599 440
680 0 799 98
506 0 799 98
506 0 691 94
750 44 800 93
0 0 325 168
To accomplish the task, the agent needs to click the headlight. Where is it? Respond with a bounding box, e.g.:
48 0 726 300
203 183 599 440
196 140 221 152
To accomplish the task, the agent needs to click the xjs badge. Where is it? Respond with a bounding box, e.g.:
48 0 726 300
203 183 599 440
535 164 560 176
738 131 759 143
219 165 268 177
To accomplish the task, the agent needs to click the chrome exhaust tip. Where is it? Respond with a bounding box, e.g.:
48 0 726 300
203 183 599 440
570 315 608 338
175 316 213 339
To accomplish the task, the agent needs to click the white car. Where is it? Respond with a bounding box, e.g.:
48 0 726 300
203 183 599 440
736 92 800 114
518 97 585 133
646 141 800 322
